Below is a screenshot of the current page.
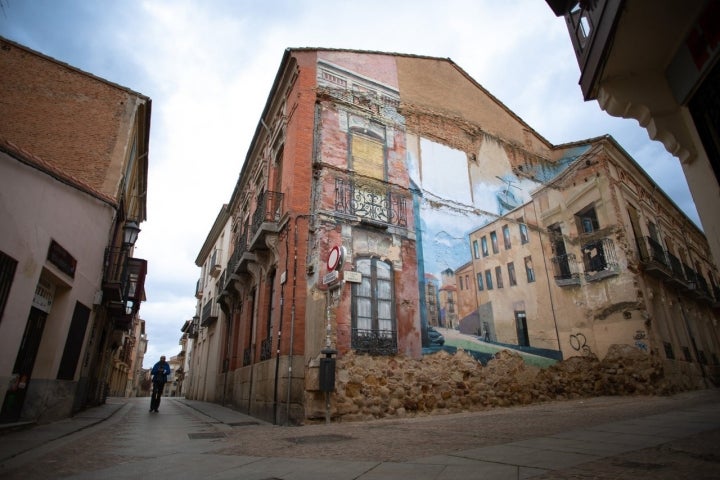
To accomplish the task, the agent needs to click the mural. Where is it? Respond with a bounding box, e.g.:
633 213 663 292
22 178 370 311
316 53 587 357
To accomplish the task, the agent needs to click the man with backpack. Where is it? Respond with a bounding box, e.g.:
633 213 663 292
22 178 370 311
150 355 171 412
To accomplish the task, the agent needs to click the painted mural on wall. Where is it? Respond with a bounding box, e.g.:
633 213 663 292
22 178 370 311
315 53 586 354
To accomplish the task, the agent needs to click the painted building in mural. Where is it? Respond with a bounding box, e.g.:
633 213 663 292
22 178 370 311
185 48 720 425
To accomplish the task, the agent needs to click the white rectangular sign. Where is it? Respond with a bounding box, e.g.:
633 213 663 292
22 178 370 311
343 271 362 283
323 270 339 284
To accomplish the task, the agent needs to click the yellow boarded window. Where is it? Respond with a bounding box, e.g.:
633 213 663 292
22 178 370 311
351 134 384 180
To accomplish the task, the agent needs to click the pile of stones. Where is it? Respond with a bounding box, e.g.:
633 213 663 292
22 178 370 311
329 344 695 422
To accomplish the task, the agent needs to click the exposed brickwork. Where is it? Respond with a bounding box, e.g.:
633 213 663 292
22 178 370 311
0 38 148 201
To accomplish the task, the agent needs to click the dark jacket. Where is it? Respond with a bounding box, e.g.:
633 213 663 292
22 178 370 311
151 361 171 384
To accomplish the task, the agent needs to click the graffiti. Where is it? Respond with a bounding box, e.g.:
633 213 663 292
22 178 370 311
569 333 593 356
635 341 648 352
633 330 646 340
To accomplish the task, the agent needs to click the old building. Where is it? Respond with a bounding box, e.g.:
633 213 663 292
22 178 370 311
462 135 720 384
185 48 719 425
0 37 150 422
546 0 720 265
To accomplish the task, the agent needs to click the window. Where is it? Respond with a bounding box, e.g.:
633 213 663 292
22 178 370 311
490 231 499 254
519 220 529 244
459 276 464 290
485 270 493 290
576 205 599 234
508 262 517 286
473 240 480 259
465 275 470 291
495 266 503 288
502 225 511 249
524 256 536 283
352 258 396 354
481 237 489 257
477 272 484 291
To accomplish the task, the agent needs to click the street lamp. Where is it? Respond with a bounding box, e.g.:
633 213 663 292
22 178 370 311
123 220 141 248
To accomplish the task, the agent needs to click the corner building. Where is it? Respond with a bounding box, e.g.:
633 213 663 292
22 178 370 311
187 49 720 424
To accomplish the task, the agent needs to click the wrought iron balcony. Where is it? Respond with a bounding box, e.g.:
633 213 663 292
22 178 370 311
581 237 619 282
550 253 581 286
666 252 692 290
335 178 407 228
637 236 672 279
351 328 398 355
228 231 255 276
684 266 714 303
195 279 203 299
249 190 283 251
201 299 219 327
103 247 147 330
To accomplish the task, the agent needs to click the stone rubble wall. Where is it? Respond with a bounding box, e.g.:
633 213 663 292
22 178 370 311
327 344 704 422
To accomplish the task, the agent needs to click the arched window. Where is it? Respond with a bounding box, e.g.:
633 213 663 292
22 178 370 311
351 257 396 355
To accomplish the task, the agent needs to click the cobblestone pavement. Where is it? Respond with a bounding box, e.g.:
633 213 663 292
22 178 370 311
0 388 718 479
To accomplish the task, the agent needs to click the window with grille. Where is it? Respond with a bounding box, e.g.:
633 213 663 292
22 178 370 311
352 258 396 355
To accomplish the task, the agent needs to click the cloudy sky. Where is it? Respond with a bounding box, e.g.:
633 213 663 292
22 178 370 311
0 0 699 368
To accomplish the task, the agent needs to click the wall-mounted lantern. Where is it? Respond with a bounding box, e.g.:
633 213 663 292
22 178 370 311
123 220 141 249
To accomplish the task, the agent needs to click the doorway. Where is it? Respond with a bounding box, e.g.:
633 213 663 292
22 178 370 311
0 306 48 422
515 311 529 347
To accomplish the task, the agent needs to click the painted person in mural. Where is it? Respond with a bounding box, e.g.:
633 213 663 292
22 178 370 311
149 355 171 413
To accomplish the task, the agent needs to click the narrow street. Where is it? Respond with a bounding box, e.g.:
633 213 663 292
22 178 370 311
1 389 719 479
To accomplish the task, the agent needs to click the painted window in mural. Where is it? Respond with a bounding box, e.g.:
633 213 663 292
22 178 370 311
495 266 504 289
485 270 493 290
352 257 396 355
508 262 517 286
481 237 489 257
473 240 480 259
520 221 529 244
490 231 499 254
349 119 386 181
503 225 511 250
477 272 484 291
524 256 536 283
576 204 599 234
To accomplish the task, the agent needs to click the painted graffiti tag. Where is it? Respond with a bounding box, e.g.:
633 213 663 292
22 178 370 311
569 333 593 356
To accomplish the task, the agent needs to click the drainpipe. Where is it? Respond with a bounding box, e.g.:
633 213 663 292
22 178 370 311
532 199 563 357
286 214 311 424
272 228 289 425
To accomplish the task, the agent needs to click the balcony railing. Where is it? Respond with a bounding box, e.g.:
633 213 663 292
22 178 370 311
201 299 219 327
103 248 147 330
550 253 581 286
351 328 398 355
581 237 619 281
335 178 407 227
227 230 255 276
637 236 671 275
666 252 693 289
249 190 283 250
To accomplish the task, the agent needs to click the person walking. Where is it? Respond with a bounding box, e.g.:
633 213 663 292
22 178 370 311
150 356 171 413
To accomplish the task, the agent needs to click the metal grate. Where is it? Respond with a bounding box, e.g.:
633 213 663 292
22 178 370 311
188 432 226 440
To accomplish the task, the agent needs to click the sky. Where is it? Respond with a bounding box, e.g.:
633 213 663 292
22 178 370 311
0 0 700 368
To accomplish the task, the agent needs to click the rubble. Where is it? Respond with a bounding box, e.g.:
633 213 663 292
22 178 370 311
329 344 697 422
